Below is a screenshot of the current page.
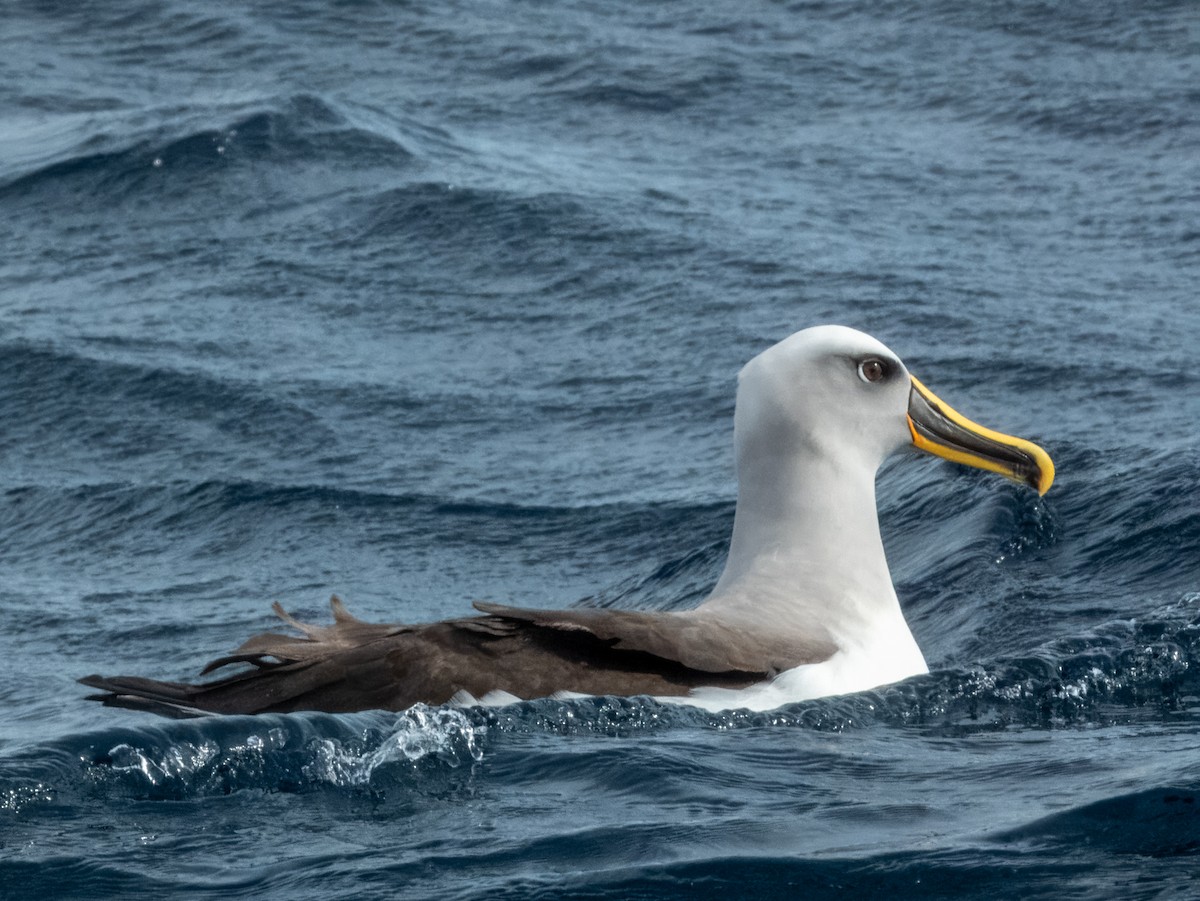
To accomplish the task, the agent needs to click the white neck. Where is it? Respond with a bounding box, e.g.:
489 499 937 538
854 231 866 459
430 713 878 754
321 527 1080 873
703 444 898 631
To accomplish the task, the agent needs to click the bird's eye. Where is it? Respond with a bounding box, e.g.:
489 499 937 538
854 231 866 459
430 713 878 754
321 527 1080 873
858 359 888 383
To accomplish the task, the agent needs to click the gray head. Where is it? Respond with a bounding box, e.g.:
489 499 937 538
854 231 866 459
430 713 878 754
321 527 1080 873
734 325 913 479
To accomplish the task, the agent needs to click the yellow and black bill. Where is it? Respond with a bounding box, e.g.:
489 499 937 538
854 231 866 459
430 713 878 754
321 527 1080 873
906 376 1054 496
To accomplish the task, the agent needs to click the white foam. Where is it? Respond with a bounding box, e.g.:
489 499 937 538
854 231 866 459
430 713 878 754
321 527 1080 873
303 705 484 786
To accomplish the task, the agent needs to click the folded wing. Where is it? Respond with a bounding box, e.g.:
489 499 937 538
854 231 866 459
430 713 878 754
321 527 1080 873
80 596 836 717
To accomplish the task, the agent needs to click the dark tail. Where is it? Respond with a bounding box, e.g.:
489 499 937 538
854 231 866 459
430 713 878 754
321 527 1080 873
79 674 221 719
78 657 321 717
79 596 403 717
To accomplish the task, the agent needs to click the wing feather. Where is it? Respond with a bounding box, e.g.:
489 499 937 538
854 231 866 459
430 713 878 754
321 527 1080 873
472 602 836 675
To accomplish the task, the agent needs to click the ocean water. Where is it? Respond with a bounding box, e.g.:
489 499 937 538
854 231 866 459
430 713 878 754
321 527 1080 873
1 0 1198 897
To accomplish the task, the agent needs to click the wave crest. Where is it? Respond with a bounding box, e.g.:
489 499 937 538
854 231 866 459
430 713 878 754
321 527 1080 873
83 705 484 800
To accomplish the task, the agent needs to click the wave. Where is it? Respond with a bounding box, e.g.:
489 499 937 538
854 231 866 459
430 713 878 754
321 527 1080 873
916 0 1196 56
341 179 680 288
0 94 418 202
0 342 327 448
0 476 729 536
355 182 591 242
994 783 1200 857
1 705 482 811
988 92 1194 146
515 838 1197 901
0 471 732 607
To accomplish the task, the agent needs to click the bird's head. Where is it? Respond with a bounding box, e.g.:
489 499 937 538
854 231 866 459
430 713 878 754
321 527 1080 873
735 325 1053 494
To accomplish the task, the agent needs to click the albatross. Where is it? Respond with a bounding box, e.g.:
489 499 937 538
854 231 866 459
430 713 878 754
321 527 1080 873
80 325 1053 717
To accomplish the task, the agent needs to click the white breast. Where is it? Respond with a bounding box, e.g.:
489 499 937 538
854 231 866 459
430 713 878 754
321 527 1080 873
680 611 928 713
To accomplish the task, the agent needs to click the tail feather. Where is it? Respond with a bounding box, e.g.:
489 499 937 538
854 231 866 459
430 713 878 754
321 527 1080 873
79 596 404 716
79 674 218 719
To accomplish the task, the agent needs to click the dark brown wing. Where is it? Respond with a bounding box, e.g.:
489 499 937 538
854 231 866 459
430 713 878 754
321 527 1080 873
80 596 835 717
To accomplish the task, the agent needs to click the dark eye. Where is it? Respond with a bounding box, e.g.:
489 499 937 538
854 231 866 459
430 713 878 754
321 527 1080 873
858 358 888 383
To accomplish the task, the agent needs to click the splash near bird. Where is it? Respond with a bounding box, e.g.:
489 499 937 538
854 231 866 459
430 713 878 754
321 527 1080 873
81 326 1053 717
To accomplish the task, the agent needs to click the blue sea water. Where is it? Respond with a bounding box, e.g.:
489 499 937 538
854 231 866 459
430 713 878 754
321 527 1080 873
1 0 1198 897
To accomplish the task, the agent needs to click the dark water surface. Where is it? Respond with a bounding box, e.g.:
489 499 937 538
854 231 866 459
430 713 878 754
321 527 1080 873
2 1 1198 897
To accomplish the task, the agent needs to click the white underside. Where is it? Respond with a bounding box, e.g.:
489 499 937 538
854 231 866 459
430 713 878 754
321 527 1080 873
680 645 928 713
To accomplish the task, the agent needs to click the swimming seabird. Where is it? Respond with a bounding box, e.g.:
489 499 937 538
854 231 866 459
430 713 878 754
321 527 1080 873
80 325 1053 717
